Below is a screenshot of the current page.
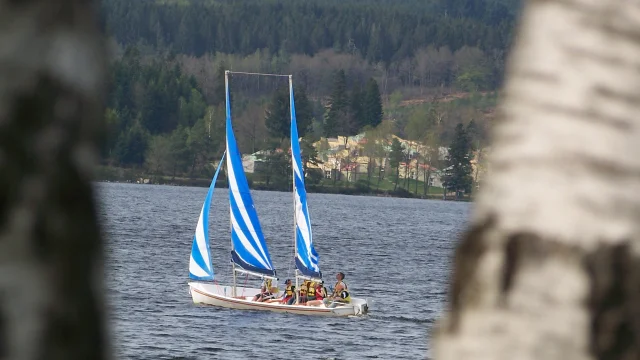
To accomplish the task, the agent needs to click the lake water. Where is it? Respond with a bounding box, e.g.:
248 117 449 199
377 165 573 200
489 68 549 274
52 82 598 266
98 182 471 359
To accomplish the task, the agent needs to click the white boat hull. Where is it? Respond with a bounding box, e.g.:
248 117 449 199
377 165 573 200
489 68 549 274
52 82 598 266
188 282 369 317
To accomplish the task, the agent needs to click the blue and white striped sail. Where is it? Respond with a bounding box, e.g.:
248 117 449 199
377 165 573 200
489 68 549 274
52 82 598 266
290 83 322 279
189 152 226 281
225 79 276 276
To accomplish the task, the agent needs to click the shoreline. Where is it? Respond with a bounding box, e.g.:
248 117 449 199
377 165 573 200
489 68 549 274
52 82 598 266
96 177 472 202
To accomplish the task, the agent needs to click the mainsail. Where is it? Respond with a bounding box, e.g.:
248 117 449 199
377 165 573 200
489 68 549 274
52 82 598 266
189 152 226 281
290 81 322 279
225 76 276 276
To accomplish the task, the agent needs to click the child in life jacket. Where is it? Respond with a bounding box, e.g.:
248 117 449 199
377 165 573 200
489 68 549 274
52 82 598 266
265 279 295 304
306 280 327 307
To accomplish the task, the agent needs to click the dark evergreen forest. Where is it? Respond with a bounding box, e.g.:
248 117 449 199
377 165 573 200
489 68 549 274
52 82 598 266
100 0 519 189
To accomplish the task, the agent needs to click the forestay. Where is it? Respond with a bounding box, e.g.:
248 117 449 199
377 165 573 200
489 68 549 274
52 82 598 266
290 81 322 279
225 78 276 276
189 152 226 280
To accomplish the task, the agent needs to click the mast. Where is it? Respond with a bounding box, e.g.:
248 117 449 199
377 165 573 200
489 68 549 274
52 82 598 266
226 69 237 298
290 75 299 293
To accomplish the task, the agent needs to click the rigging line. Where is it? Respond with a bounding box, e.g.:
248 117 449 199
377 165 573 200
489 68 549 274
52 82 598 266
227 71 291 77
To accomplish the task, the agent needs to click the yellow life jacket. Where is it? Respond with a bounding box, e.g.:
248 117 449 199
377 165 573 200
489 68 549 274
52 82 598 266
332 281 345 296
300 280 310 294
307 281 316 297
285 285 294 296
334 281 350 302
339 289 351 302
264 279 277 293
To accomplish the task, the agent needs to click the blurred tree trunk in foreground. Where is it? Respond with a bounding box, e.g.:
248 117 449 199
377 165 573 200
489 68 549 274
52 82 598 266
434 1 640 360
0 0 108 359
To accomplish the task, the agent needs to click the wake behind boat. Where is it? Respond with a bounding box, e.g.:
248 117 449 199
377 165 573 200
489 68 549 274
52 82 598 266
187 71 369 317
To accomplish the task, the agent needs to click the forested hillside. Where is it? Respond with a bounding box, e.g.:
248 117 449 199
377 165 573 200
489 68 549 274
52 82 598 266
100 0 520 189
103 0 518 61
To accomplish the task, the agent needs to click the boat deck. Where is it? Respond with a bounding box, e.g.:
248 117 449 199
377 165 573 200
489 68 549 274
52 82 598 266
189 282 368 317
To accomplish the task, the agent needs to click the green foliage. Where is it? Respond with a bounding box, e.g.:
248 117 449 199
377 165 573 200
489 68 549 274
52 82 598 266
145 135 172 174
300 136 321 173
455 67 489 92
213 62 227 106
389 91 403 108
103 108 121 159
363 78 383 128
167 126 191 176
186 116 219 176
324 70 348 137
265 85 313 141
255 151 290 189
293 86 313 138
324 70 380 139
404 106 433 141
305 168 324 185
99 0 517 182
102 0 516 60
442 123 473 197
466 119 481 150
177 89 207 127
265 86 289 140
389 137 405 190
105 46 212 172
349 86 365 131
114 120 148 166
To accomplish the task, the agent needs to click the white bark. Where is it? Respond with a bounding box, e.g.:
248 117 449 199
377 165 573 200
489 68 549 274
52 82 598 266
0 1 108 359
434 1 640 360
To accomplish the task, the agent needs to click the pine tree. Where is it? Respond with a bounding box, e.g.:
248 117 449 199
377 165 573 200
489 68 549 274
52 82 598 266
349 85 365 131
442 123 473 199
323 105 336 138
363 78 383 128
265 86 289 141
114 120 148 166
466 119 481 150
324 69 349 138
337 86 361 140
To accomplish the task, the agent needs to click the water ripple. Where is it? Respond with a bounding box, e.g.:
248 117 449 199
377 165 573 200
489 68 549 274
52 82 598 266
98 183 470 360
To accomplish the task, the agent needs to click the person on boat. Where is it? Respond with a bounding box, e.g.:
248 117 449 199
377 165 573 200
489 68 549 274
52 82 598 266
265 279 294 304
306 280 327 307
305 280 317 304
295 280 311 305
318 280 327 300
325 272 350 307
253 278 274 302
286 289 297 305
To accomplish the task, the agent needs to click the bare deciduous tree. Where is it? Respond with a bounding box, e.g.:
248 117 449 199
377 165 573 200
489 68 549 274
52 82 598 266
0 0 108 359
434 1 640 360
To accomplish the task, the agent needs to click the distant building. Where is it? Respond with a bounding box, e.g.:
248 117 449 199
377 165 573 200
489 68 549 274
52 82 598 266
242 150 270 174
310 131 448 184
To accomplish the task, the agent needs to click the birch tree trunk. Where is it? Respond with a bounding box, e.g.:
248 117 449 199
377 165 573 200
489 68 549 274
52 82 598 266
0 0 108 359
434 1 640 360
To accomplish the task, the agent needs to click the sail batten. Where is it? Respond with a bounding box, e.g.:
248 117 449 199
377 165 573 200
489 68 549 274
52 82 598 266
290 81 322 279
189 152 226 281
225 73 276 276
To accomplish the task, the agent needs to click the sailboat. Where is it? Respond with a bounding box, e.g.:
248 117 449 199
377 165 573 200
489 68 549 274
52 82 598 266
187 71 369 316
287 77 369 315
